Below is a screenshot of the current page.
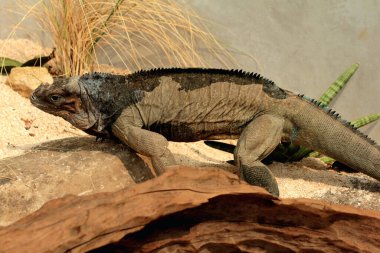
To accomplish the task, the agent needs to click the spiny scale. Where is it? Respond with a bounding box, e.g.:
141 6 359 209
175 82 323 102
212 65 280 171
131 67 275 85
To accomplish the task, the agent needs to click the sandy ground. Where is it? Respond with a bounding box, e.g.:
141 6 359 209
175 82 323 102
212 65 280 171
0 39 85 159
0 75 85 158
1 39 379 213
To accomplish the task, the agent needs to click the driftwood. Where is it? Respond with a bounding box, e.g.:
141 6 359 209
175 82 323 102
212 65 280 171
0 166 379 253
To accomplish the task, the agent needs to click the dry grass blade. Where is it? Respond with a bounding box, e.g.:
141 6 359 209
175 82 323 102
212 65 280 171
10 0 236 76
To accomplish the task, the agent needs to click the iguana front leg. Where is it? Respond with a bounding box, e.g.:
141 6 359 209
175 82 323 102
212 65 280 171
235 114 284 196
111 112 175 176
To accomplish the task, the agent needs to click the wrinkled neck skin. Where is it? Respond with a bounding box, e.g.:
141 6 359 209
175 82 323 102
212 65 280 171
58 81 97 132
78 78 127 135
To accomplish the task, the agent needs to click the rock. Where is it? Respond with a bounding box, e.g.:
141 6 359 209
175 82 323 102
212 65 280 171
7 67 53 97
1 136 380 227
0 166 379 253
0 137 153 226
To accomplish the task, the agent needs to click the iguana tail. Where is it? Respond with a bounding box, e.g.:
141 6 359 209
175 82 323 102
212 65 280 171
290 95 380 181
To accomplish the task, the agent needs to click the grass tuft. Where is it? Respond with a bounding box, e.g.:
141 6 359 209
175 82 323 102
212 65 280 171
6 0 236 76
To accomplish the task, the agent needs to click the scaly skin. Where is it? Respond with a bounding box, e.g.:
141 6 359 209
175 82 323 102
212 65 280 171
282 95 380 181
30 68 380 196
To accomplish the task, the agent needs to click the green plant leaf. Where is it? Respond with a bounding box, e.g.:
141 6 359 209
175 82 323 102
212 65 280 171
0 57 22 67
0 57 22 74
1 49 54 75
286 146 312 161
85 0 125 65
351 113 380 129
319 156 335 164
318 63 359 106
20 49 55 67
92 0 124 47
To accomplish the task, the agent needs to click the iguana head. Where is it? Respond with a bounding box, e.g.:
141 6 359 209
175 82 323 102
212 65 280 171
30 76 97 130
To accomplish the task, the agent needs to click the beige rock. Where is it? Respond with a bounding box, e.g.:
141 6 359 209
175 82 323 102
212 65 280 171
7 67 53 97
0 137 153 226
0 166 379 253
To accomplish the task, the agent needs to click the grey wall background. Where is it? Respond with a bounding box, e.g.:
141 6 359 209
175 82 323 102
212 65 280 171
186 0 380 142
1 0 379 142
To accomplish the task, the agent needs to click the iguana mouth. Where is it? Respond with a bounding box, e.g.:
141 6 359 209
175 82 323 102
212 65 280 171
30 89 48 108
29 96 48 110
30 96 57 111
30 92 43 107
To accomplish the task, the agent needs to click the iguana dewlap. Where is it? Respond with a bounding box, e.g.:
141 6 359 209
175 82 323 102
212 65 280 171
30 68 380 196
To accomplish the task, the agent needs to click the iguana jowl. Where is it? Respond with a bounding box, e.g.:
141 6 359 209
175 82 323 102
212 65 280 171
30 68 380 196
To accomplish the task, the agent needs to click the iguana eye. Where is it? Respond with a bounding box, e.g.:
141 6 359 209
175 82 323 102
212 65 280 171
50 95 62 102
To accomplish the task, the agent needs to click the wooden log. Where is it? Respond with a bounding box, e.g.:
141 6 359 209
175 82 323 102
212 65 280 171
0 166 379 253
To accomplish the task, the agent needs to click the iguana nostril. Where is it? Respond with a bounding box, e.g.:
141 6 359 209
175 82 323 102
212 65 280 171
30 94 36 100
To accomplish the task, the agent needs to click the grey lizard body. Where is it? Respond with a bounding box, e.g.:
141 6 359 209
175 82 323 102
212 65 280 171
30 68 380 196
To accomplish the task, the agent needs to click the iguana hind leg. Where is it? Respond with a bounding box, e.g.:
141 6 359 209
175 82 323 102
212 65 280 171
235 114 284 196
